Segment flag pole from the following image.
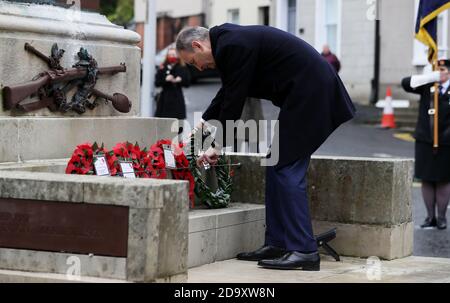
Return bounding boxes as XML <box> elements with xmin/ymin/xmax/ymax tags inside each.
<box><xmin>433</xmin><ymin>56</ymin><xmax>439</xmax><ymax>153</ymax></box>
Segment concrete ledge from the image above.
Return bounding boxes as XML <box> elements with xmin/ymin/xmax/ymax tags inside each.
<box><xmin>0</xmin><ymin>171</ymin><xmax>189</xmax><ymax>282</ymax></box>
<box><xmin>308</xmin><ymin>156</ymin><xmax>414</xmax><ymax>226</ymax></box>
<box><xmin>0</xmin><ymin>159</ymin><xmax>68</xmax><ymax>173</ymax></box>
<box><xmin>0</xmin><ymin>117</ymin><xmax>178</xmax><ymax>162</ymax></box>
<box><xmin>188</xmin><ymin>203</ymin><xmax>265</xmax><ymax>268</ymax></box>
<box><xmin>227</xmin><ymin>153</ymin><xmax>414</xmax><ymax>260</ymax></box>
<box><xmin>0</xmin><ymin>248</ymin><xmax>126</xmax><ymax>280</ymax></box>
<box><xmin>0</xmin><ymin>269</ymin><xmax>131</xmax><ymax>283</ymax></box>
<box><xmin>0</xmin><ymin>171</ymin><xmax>185</xmax><ymax>208</ymax></box>
<box><xmin>0</xmin><ymin>268</ymin><xmax>187</xmax><ymax>283</ymax></box>
<box><xmin>313</xmin><ymin>221</ymin><xmax>414</xmax><ymax>260</ymax></box>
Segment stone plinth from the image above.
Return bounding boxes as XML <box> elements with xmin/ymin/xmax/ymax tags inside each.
<box><xmin>0</xmin><ymin>117</ymin><xmax>178</xmax><ymax>163</ymax></box>
<box><xmin>188</xmin><ymin>203</ymin><xmax>265</xmax><ymax>268</ymax></box>
<box><xmin>228</xmin><ymin>154</ymin><xmax>414</xmax><ymax>260</ymax></box>
<box><xmin>0</xmin><ymin>171</ymin><xmax>189</xmax><ymax>282</ymax></box>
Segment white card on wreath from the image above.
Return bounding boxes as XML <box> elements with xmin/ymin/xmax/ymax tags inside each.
<box><xmin>163</xmin><ymin>145</ymin><xmax>177</xmax><ymax>169</ymax></box>
<box><xmin>94</xmin><ymin>156</ymin><xmax>110</xmax><ymax>176</ymax></box>
<box><xmin>120</xmin><ymin>161</ymin><xmax>136</xmax><ymax>179</ymax></box>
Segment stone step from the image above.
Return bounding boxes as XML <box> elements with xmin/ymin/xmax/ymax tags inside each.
<box><xmin>0</xmin><ymin>269</ymin><xmax>130</xmax><ymax>283</ymax></box>
<box><xmin>188</xmin><ymin>203</ymin><xmax>265</xmax><ymax>269</ymax></box>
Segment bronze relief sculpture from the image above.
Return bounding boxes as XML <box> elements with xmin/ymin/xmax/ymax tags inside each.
<box><xmin>3</xmin><ymin>43</ymin><xmax>132</xmax><ymax>114</ymax></box>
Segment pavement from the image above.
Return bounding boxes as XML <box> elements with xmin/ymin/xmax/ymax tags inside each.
<box><xmin>188</xmin><ymin>255</ymin><xmax>450</xmax><ymax>283</ymax></box>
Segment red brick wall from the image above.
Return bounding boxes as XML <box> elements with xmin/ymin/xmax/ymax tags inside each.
<box><xmin>156</xmin><ymin>14</ymin><xmax>204</xmax><ymax>52</ymax></box>
<box><xmin>135</xmin><ymin>23</ymin><xmax>145</xmax><ymax>54</ymax></box>
<box><xmin>156</xmin><ymin>16</ymin><xmax>174</xmax><ymax>51</ymax></box>
<box><xmin>81</xmin><ymin>0</ymin><xmax>100</xmax><ymax>11</ymax></box>
<box><xmin>135</xmin><ymin>14</ymin><xmax>205</xmax><ymax>56</ymax></box>
<box><xmin>56</xmin><ymin>0</ymin><xmax>100</xmax><ymax>11</ymax></box>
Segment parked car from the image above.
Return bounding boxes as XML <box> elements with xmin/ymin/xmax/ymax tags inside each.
<box><xmin>155</xmin><ymin>44</ymin><xmax>220</xmax><ymax>83</ymax></box>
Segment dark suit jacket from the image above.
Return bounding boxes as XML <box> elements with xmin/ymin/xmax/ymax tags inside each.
<box><xmin>203</xmin><ymin>23</ymin><xmax>356</xmax><ymax>168</ymax></box>
<box><xmin>402</xmin><ymin>77</ymin><xmax>450</xmax><ymax>145</ymax></box>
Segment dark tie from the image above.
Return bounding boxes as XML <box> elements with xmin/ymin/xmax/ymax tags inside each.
<box><xmin>439</xmin><ymin>85</ymin><xmax>444</xmax><ymax>95</ymax></box>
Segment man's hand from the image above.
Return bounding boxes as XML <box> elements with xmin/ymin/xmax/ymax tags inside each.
<box><xmin>183</xmin><ymin>120</ymin><xmax>205</xmax><ymax>144</ymax></box>
<box><xmin>197</xmin><ymin>146</ymin><xmax>220</xmax><ymax>167</ymax></box>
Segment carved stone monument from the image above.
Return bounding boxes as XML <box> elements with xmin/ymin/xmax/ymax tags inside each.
<box><xmin>0</xmin><ymin>0</ymin><xmax>186</xmax><ymax>282</ymax></box>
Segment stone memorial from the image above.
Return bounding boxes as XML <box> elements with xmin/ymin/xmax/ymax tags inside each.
<box><xmin>0</xmin><ymin>0</ymin><xmax>416</xmax><ymax>283</ymax></box>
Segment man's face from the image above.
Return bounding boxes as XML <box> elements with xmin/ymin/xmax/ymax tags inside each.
<box><xmin>439</xmin><ymin>66</ymin><xmax>450</xmax><ymax>83</ymax></box>
<box><xmin>178</xmin><ymin>40</ymin><xmax>216</xmax><ymax>72</ymax></box>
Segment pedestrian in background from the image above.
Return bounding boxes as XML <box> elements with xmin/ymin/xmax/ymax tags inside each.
<box><xmin>155</xmin><ymin>47</ymin><xmax>191</xmax><ymax>119</ymax></box>
<box><xmin>321</xmin><ymin>44</ymin><xmax>341</xmax><ymax>73</ymax></box>
<box><xmin>402</xmin><ymin>59</ymin><xmax>450</xmax><ymax>230</ymax></box>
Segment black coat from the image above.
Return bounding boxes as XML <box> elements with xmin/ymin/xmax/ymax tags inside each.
<box><xmin>155</xmin><ymin>63</ymin><xmax>191</xmax><ymax>119</ymax></box>
<box><xmin>202</xmin><ymin>23</ymin><xmax>356</xmax><ymax>168</ymax></box>
<box><xmin>402</xmin><ymin>77</ymin><xmax>450</xmax><ymax>145</ymax></box>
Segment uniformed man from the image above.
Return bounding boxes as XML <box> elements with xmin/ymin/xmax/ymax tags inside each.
<box><xmin>176</xmin><ymin>24</ymin><xmax>355</xmax><ymax>271</ymax></box>
<box><xmin>402</xmin><ymin>59</ymin><xmax>450</xmax><ymax>230</ymax></box>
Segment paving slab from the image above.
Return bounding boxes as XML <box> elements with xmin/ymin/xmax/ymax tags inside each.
<box><xmin>188</xmin><ymin>255</ymin><xmax>450</xmax><ymax>283</ymax></box>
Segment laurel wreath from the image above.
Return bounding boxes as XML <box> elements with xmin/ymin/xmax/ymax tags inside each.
<box><xmin>187</xmin><ymin>134</ymin><xmax>233</xmax><ymax>209</ymax></box>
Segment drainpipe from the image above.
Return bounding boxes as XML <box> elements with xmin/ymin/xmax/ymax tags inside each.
<box><xmin>141</xmin><ymin>0</ymin><xmax>157</xmax><ymax>117</ymax></box>
<box><xmin>370</xmin><ymin>0</ymin><xmax>381</xmax><ymax>105</ymax></box>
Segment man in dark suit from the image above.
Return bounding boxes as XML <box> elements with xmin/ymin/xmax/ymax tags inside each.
<box><xmin>176</xmin><ymin>24</ymin><xmax>355</xmax><ymax>271</ymax></box>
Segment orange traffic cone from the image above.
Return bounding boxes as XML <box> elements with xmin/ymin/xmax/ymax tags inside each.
<box><xmin>381</xmin><ymin>86</ymin><xmax>396</xmax><ymax>129</ymax></box>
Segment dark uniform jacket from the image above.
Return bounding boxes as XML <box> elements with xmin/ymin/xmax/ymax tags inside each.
<box><xmin>402</xmin><ymin>77</ymin><xmax>450</xmax><ymax>145</ymax></box>
<box><xmin>202</xmin><ymin>23</ymin><xmax>355</xmax><ymax>168</ymax></box>
<box><xmin>155</xmin><ymin>63</ymin><xmax>191</xmax><ymax>119</ymax></box>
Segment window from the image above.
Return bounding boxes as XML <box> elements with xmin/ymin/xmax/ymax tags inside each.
<box><xmin>325</xmin><ymin>0</ymin><xmax>338</xmax><ymax>54</ymax></box>
<box><xmin>287</xmin><ymin>0</ymin><xmax>297</xmax><ymax>35</ymax></box>
<box><xmin>437</xmin><ymin>11</ymin><xmax>449</xmax><ymax>59</ymax></box>
<box><xmin>275</xmin><ymin>0</ymin><xmax>298</xmax><ymax>33</ymax></box>
<box><xmin>228</xmin><ymin>9</ymin><xmax>240</xmax><ymax>25</ymax></box>
<box><xmin>315</xmin><ymin>0</ymin><xmax>341</xmax><ymax>57</ymax></box>
<box><xmin>259</xmin><ymin>6</ymin><xmax>270</xmax><ymax>26</ymax></box>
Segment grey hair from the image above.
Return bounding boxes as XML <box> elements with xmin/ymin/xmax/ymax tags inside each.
<box><xmin>176</xmin><ymin>26</ymin><xmax>210</xmax><ymax>52</ymax></box>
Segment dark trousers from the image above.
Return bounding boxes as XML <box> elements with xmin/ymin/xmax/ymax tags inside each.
<box><xmin>264</xmin><ymin>157</ymin><xmax>318</xmax><ymax>252</ymax></box>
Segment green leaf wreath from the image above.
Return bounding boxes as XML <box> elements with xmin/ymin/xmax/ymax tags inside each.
<box><xmin>187</xmin><ymin>134</ymin><xmax>234</xmax><ymax>209</ymax></box>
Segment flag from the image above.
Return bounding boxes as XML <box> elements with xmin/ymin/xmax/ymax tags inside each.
<box><xmin>415</xmin><ymin>0</ymin><xmax>450</xmax><ymax>63</ymax></box>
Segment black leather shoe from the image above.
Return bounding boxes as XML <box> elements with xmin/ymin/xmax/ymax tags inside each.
<box><xmin>258</xmin><ymin>251</ymin><xmax>320</xmax><ymax>271</ymax></box>
<box><xmin>420</xmin><ymin>217</ymin><xmax>437</xmax><ymax>229</ymax></box>
<box><xmin>437</xmin><ymin>217</ymin><xmax>447</xmax><ymax>230</ymax></box>
<box><xmin>236</xmin><ymin>246</ymin><xmax>286</xmax><ymax>261</ymax></box>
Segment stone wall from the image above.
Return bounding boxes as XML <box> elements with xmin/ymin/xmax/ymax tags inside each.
<box><xmin>0</xmin><ymin>117</ymin><xmax>179</xmax><ymax>163</ymax></box>
<box><xmin>228</xmin><ymin>153</ymin><xmax>414</xmax><ymax>260</ymax></box>
<box><xmin>0</xmin><ymin>171</ymin><xmax>189</xmax><ymax>282</ymax></box>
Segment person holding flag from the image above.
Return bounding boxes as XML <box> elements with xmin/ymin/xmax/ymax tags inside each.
<box><xmin>402</xmin><ymin>0</ymin><xmax>450</xmax><ymax>230</ymax></box>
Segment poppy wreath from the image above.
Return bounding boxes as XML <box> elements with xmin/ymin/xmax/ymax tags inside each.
<box><xmin>65</xmin><ymin>142</ymin><xmax>116</xmax><ymax>175</ymax></box>
<box><xmin>66</xmin><ymin>140</ymin><xmax>197</xmax><ymax>208</ymax></box>
<box><xmin>111</xmin><ymin>142</ymin><xmax>151</xmax><ymax>178</ymax></box>
<box><xmin>149</xmin><ymin>139</ymin><xmax>196</xmax><ymax>205</ymax></box>
<box><xmin>65</xmin><ymin>136</ymin><xmax>235</xmax><ymax>209</ymax></box>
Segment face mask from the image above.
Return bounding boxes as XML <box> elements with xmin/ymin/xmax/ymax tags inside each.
<box><xmin>167</xmin><ymin>56</ymin><xmax>178</xmax><ymax>64</ymax></box>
